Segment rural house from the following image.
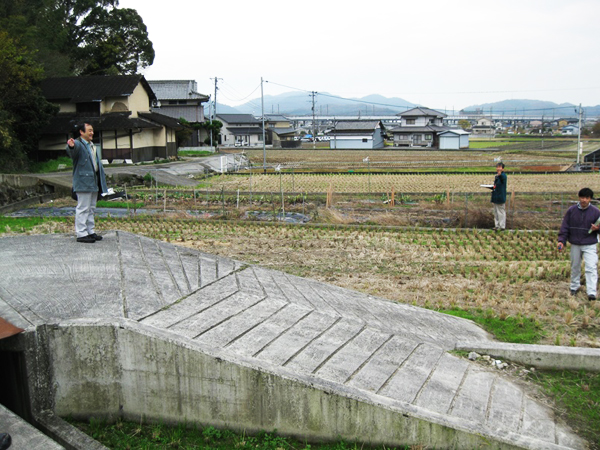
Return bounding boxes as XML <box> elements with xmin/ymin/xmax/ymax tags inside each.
<box><xmin>327</xmin><ymin>120</ymin><xmax>386</xmax><ymax>149</ymax></box>
<box><xmin>149</xmin><ymin>80</ymin><xmax>210</xmax><ymax>147</ymax></box>
<box><xmin>217</xmin><ymin>114</ymin><xmax>264</xmax><ymax>147</ymax></box>
<box><xmin>389</xmin><ymin>107</ymin><xmax>449</xmax><ymax>148</ymax></box>
<box><xmin>40</xmin><ymin>75</ymin><xmax>181</xmax><ymax>163</ymax></box>
<box><xmin>263</xmin><ymin>114</ymin><xmax>300</xmax><ymax>148</ymax></box>
<box><xmin>471</xmin><ymin>117</ymin><xmax>496</xmax><ymax>137</ymax></box>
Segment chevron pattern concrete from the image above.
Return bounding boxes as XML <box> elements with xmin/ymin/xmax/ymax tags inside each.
<box><xmin>0</xmin><ymin>231</ymin><xmax>588</xmax><ymax>449</ymax></box>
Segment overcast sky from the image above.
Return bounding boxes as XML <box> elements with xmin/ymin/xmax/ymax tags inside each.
<box><xmin>118</xmin><ymin>0</ymin><xmax>600</xmax><ymax>110</ymax></box>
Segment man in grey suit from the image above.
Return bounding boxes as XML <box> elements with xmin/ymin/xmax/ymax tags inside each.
<box><xmin>67</xmin><ymin>123</ymin><xmax>108</xmax><ymax>243</ymax></box>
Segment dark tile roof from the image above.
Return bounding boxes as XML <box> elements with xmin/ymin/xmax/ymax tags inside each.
<box><xmin>41</xmin><ymin>75</ymin><xmax>156</xmax><ymax>103</ymax></box>
<box><xmin>269</xmin><ymin>127</ymin><xmax>296</xmax><ymax>136</ymax></box>
<box><xmin>333</xmin><ymin>120</ymin><xmax>384</xmax><ymax>132</ymax></box>
<box><xmin>389</xmin><ymin>125</ymin><xmax>449</xmax><ymax>133</ymax></box>
<box><xmin>217</xmin><ymin>113</ymin><xmax>261</xmax><ymax>124</ymax></box>
<box><xmin>226</xmin><ymin>126</ymin><xmax>264</xmax><ymax>136</ymax></box>
<box><xmin>395</xmin><ymin>107</ymin><xmax>447</xmax><ymax>118</ymax></box>
<box><xmin>138</xmin><ymin>112</ymin><xmax>182</xmax><ymax>128</ymax></box>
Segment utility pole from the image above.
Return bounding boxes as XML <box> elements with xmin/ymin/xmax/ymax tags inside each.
<box><xmin>576</xmin><ymin>104</ymin><xmax>583</xmax><ymax>165</ymax></box>
<box><xmin>210</xmin><ymin>77</ymin><xmax>222</xmax><ymax>151</ymax></box>
<box><xmin>208</xmin><ymin>97</ymin><xmax>213</xmax><ymax>151</ymax></box>
<box><xmin>261</xmin><ymin>77</ymin><xmax>266</xmax><ymax>174</ymax></box>
<box><xmin>210</xmin><ymin>77</ymin><xmax>223</xmax><ymax>118</ymax></box>
<box><xmin>311</xmin><ymin>91</ymin><xmax>316</xmax><ymax>149</ymax></box>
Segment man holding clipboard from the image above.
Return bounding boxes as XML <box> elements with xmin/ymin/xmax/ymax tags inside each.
<box><xmin>485</xmin><ymin>162</ymin><xmax>507</xmax><ymax>230</ymax></box>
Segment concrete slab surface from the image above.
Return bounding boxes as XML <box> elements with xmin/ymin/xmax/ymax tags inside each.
<box><xmin>0</xmin><ymin>231</ymin><xmax>590</xmax><ymax>449</ymax></box>
<box><xmin>0</xmin><ymin>404</ymin><xmax>64</xmax><ymax>450</ymax></box>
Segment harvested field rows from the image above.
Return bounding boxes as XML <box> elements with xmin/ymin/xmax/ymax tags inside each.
<box><xmin>220</xmin><ymin>148</ymin><xmax>582</xmax><ymax>169</ymax></box>
<box><xmin>205</xmin><ymin>172</ymin><xmax>600</xmax><ymax>194</ymax></box>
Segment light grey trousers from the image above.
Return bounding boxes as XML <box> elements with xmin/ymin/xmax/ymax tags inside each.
<box><xmin>493</xmin><ymin>203</ymin><xmax>506</xmax><ymax>229</ymax></box>
<box><xmin>75</xmin><ymin>192</ymin><xmax>97</xmax><ymax>238</ymax></box>
<box><xmin>570</xmin><ymin>244</ymin><xmax>598</xmax><ymax>296</ymax></box>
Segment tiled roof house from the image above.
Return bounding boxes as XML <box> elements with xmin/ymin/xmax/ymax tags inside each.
<box><xmin>40</xmin><ymin>75</ymin><xmax>181</xmax><ymax>162</ymax></box>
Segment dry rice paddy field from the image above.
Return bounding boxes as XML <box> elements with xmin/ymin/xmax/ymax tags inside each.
<box><xmin>220</xmin><ymin>147</ymin><xmax>587</xmax><ymax>171</ymax></box>
<box><xmin>201</xmin><ymin>172</ymin><xmax>600</xmax><ymax>194</ymax></box>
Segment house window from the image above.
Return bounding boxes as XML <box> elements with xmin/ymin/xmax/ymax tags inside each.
<box><xmin>399</xmin><ymin>135</ymin><xmax>408</xmax><ymax>140</ymax></box>
<box><xmin>406</xmin><ymin>119</ymin><xmax>415</xmax><ymax>125</ymax></box>
<box><xmin>178</xmin><ymin>100</ymin><xmax>187</xmax><ymax>105</ymax></box>
<box><xmin>362</xmin><ymin>138</ymin><xmax>368</xmax><ymax>143</ymax></box>
<box><xmin>425</xmin><ymin>134</ymin><xmax>432</xmax><ymax>140</ymax></box>
<box><xmin>76</xmin><ymin>102</ymin><xmax>100</xmax><ymax>116</ymax></box>
<box><xmin>168</xmin><ymin>101</ymin><xmax>178</xmax><ymax>105</ymax></box>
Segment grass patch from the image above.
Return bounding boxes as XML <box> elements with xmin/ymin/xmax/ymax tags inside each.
<box><xmin>0</xmin><ymin>216</ymin><xmax>68</xmax><ymax>233</ymax></box>
<box><xmin>96</xmin><ymin>200</ymin><xmax>145</xmax><ymax>209</ymax></box>
<box><xmin>468</xmin><ymin>141</ymin><xmax>513</xmax><ymax>149</ymax></box>
<box><xmin>440</xmin><ymin>308</ymin><xmax>544</xmax><ymax>344</ymax></box>
<box><xmin>29</xmin><ymin>156</ymin><xmax>72</xmax><ymax>173</ymax></box>
<box><xmin>179</xmin><ymin>150</ymin><xmax>215</xmax><ymax>157</ymax></box>
<box><xmin>69</xmin><ymin>418</ymin><xmax>410</xmax><ymax>450</ymax></box>
<box><xmin>529</xmin><ymin>370</ymin><xmax>600</xmax><ymax>447</ymax></box>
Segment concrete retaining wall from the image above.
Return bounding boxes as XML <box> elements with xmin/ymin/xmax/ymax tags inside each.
<box><xmin>16</xmin><ymin>318</ymin><xmax>549</xmax><ymax>449</ymax></box>
<box><xmin>0</xmin><ymin>174</ymin><xmax>41</xmax><ymax>189</ymax></box>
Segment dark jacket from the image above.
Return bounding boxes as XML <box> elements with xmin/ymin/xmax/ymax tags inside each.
<box><xmin>558</xmin><ymin>203</ymin><xmax>600</xmax><ymax>246</ymax></box>
<box><xmin>491</xmin><ymin>172</ymin><xmax>507</xmax><ymax>204</ymax></box>
<box><xmin>66</xmin><ymin>138</ymin><xmax>107</xmax><ymax>193</ymax></box>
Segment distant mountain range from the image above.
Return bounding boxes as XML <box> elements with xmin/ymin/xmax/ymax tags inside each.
<box><xmin>211</xmin><ymin>92</ymin><xmax>418</xmax><ymax>117</ymax></box>
<box><xmin>460</xmin><ymin>99</ymin><xmax>597</xmax><ymax>118</ymax></box>
<box><xmin>209</xmin><ymin>93</ymin><xmax>600</xmax><ymax>118</ymax></box>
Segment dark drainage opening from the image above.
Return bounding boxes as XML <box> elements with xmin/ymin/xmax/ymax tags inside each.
<box><xmin>0</xmin><ymin>350</ymin><xmax>32</xmax><ymax>423</ymax></box>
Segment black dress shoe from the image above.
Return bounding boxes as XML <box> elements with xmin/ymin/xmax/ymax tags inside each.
<box><xmin>0</xmin><ymin>433</ymin><xmax>12</xmax><ymax>450</ymax></box>
<box><xmin>76</xmin><ymin>235</ymin><xmax>95</xmax><ymax>243</ymax></box>
<box><xmin>89</xmin><ymin>233</ymin><xmax>103</xmax><ymax>241</ymax></box>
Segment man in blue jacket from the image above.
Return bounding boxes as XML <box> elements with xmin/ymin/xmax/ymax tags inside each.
<box><xmin>491</xmin><ymin>162</ymin><xmax>507</xmax><ymax>230</ymax></box>
<box><xmin>67</xmin><ymin>123</ymin><xmax>108</xmax><ymax>243</ymax></box>
<box><xmin>558</xmin><ymin>188</ymin><xmax>600</xmax><ymax>301</ymax></box>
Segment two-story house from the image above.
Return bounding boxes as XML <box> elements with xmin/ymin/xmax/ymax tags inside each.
<box><xmin>217</xmin><ymin>114</ymin><xmax>264</xmax><ymax>147</ymax></box>
<box><xmin>389</xmin><ymin>107</ymin><xmax>449</xmax><ymax>148</ymax></box>
<box><xmin>149</xmin><ymin>80</ymin><xmax>209</xmax><ymax>146</ymax></box>
<box><xmin>471</xmin><ymin>117</ymin><xmax>496</xmax><ymax>136</ymax></box>
<box><xmin>40</xmin><ymin>75</ymin><xmax>181</xmax><ymax>163</ymax></box>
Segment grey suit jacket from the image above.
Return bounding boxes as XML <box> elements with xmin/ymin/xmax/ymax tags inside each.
<box><xmin>66</xmin><ymin>138</ymin><xmax>108</xmax><ymax>193</ymax></box>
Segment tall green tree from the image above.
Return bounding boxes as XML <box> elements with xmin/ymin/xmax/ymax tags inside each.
<box><xmin>0</xmin><ymin>31</ymin><xmax>58</xmax><ymax>172</ymax></box>
<box><xmin>0</xmin><ymin>0</ymin><xmax>154</xmax><ymax>76</ymax></box>
<box><xmin>76</xmin><ymin>6</ymin><xmax>154</xmax><ymax>75</ymax></box>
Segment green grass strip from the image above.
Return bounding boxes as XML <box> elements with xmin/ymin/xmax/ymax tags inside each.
<box><xmin>440</xmin><ymin>308</ymin><xmax>544</xmax><ymax>344</ymax></box>
<box><xmin>68</xmin><ymin>418</ymin><xmax>410</xmax><ymax>449</ymax></box>
<box><xmin>0</xmin><ymin>216</ymin><xmax>67</xmax><ymax>233</ymax></box>
<box><xmin>529</xmin><ymin>370</ymin><xmax>600</xmax><ymax>446</ymax></box>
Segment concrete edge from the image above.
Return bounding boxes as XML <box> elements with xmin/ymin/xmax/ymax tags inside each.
<box><xmin>34</xmin><ymin>410</ymin><xmax>109</xmax><ymax>450</ymax></box>
<box><xmin>35</xmin><ymin>317</ymin><xmax>581</xmax><ymax>450</ymax></box>
<box><xmin>455</xmin><ymin>341</ymin><xmax>600</xmax><ymax>372</ymax></box>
